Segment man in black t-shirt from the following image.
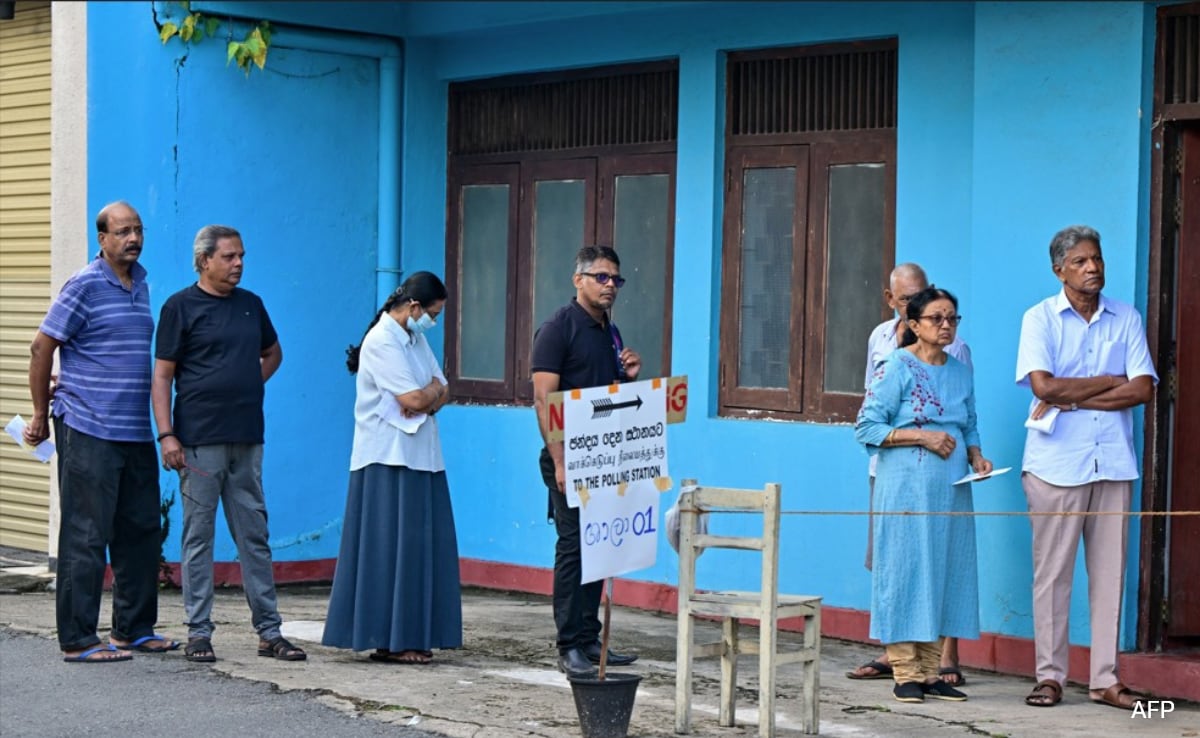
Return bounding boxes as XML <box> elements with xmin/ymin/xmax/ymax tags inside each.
<box><xmin>152</xmin><ymin>225</ymin><xmax>305</xmax><ymax>664</ymax></box>
<box><xmin>532</xmin><ymin>245</ymin><xmax>642</xmax><ymax>677</ymax></box>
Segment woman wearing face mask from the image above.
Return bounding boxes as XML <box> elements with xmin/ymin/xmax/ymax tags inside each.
<box><xmin>322</xmin><ymin>271</ymin><xmax>461</xmax><ymax>665</ymax></box>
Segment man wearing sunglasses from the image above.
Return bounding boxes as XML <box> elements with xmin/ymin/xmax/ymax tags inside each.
<box><xmin>847</xmin><ymin>262</ymin><xmax>974</xmax><ymax>686</ymax></box>
<box><xmin>532</xmin><ymin>245</ymin><xmax>642</xmax><ymax>677</ymax></box>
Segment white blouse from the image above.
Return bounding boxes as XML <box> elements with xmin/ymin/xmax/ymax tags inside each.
<box><xmin>349</xmin><ymin>314</ymin><xmax>447</xmax><ymax>472</ymax></box>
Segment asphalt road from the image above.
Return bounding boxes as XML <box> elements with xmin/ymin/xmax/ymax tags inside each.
<box><xmin>0</xmin><ymin>629</ymin><xmax>434</xmax><ymax>738</ymax></box>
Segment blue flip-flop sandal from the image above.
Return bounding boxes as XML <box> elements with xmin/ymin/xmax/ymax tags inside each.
<box><xmin>116</xmin><ymin>634</ymin><xmax>181</xmax><ymax>653</ymax></box>
<box><xmin>63</xmin><ymin>643</ymin><xmax>133</xmax><ymax>663</ymax></box>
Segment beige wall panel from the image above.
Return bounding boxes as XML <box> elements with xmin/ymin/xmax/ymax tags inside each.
<box><xmin>0</xmin><ymin>153</ymin><xmax>50</xmax><ymax>172</ymax></box>
<box><xmin>0</xmin><ymin>134</ymin><xmax>50</xmax><ymax>155</ymax></box>
<box><xmin>0</xmin><ymin>0</ymin><xmax>52</xmax><ymax>552</ymax></box>
<box><xmin>0</xmin><ymin>119</ymin><xmax>49</xmax><ymax>137</ymax></box>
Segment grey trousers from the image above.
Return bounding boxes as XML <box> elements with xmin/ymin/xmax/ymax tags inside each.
<box><xmin>180</xmin><ymin>444</ymin><xmax>282</xmax><ymax>642</ymax></box>
<box><xmin>1023</xmin><ymin>472</ymin><xmax>1130</xmax><ymax>691</ymax></box>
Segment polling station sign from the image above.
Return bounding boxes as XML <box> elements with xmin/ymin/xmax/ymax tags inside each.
<box><xmin>546</xmin><ymin>374</ymin><xmax>687</xmax><ymax>444</ymax></box>
<box><xmin>562</xmin><ymin>377</ymin><xmax>670</xmax><ymax>509</ymax></box>
<box><xmin>579</xmin><ymin>478</ymin><xmax>660</xmax><ymax>584</ymax></box>
<box><xmin>559</xmin><ymin>376</ymin><xmax>678</xmax><ymax>584</ymax></box>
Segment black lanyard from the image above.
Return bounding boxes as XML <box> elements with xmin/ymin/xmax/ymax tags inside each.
<box><xmin>608</xmin><ymin>321</ymin><xmax>625</xmax><ymax>381</ymax></box>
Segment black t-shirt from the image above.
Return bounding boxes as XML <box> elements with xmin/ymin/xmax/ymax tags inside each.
<box><xmin>531</xmin><ymin>298</ymin><xmax>625</xmax><ymax>393</ymax></box>
<box><xmin>155</xmin><ymin>284</ymin><xmax>278</xmax><ymax>445</ymax></box>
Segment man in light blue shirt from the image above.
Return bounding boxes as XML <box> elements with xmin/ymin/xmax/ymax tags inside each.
<box><xmin>1015</xmin><ymin>225</ymin><xmax>1156</xmax><ymax>711</ymax></box>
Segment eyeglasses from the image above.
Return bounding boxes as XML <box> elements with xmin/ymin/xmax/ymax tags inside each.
<box><xmin>917</xmin><ymin>314</ymin><xmax>963</xmax><ymax>327</ymax></box>
<box><xmin>580</xmin><ymin>272</ymin><xmax>626</xmax><ymax>288</ymax></box>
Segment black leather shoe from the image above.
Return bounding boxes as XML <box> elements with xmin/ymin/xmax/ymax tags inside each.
<box><xmin>582</xmin><ymin>641</ymin><xmax>638</xmax><ymax>666</ymax></box>
<box><xmin>557</xmin><ymin>648</ymin><xmax>598</xmax><ymax>677</ymax></box>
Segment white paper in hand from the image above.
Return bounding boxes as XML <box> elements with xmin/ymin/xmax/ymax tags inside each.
<box><xmin>953</xmin><ymin>466</ymin><xmax>1012</xmax><ymax>486</ymax></box>
<box><xmin>1024</xmin><ymin>406</ymin><xmax>1059</xmax><ymax>434</ymax></box>
<box><xmin>5</xmin><ymin>415</ymin><xmax>55</xmax><ymax>462</ymax></box>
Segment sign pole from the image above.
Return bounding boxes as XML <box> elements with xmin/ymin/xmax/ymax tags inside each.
<box><xmin>599</xmin><ymin>577</ymin><xmax>613</xmax><ymax>679</ymax></box>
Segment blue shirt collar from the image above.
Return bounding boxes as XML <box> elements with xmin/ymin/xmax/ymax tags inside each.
<box><xmin>94</xmin><ymin>254</ymin><xmax>147</xmax><ymax>290</ymax></box>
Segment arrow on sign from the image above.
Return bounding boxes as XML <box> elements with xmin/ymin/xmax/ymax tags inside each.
<box><xmin>591</xmin><ymin>395</ymin><xmax>643</xmax><ymax>418</ymax></box>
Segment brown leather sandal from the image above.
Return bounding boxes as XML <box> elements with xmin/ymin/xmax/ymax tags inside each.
<box><xmin>1024</xmin><ymin>679</ymin><xmax>1062</xmax><ymax>707</ymax></box>
<box><xmin>1090</xmin><ymin>682</ymin><xmax>1147</xmax><ymax>710</ymax></box>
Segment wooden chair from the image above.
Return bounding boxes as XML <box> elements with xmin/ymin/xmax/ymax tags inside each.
<box><xmin>674</xmin><ymin>479</ymin><xmax>822</xmax><ymax>736</ymax></box>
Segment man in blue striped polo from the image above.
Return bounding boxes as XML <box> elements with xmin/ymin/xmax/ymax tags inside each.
<box><xmin>25</xmin><ymin>201</ymin><xmax>177</xmax><ymax>663</ymax></box>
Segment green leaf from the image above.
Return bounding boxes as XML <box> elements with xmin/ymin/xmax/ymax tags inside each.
<box><xmin>159</xmin><ymin>22</ymin><xmax>179</xmax><ymax>44</ymax></box>
<box><xmin>179</xmin><ymin>19</ymin><xmax>194</xmax><ymax>41</ymax></box>
<box><xmin>226</xmin><ymin>41</ymin><xmax>239</xmax><ymax>64</ymax></box>
<box><xmin>258</xmin><ymin>23</ymin><xmax>272</xmax><ymax>45</ymax></box>
<box><xmin>237</xmin><ymin>49</ymin><xmax>253</xmax><ymax>75</ymax></box>
<box><xmin>244</xmin><ymin>36</ymin><xmax>263</xmax><ymax>55</ymax></box>
<box><xmin>252</xmin><ymin>45</ymin><xmax>267</xmax><ymax>70</ymax></box>
<box><xmin>205</xmin><ymin>17</ymin><xmax>220</xmax><ymax>37</ymax></box>
<box><xmin>191</xmin><ymin>25</ymin><xmax>204</xmax><ymax>43</ymax></box>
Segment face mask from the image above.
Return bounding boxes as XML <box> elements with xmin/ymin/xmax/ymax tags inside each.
<box><xmin>406</xmin><ymin>311</ymin><xmax>436</xmax><ymax>334</ymax></box>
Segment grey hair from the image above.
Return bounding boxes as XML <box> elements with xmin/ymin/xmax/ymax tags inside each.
<box><xmin>193</xmin><ymin>224</ymin><xmax>241</xmax><ymax>273</ymax></box>
<box><xmin>1049</xmin><ymin>225</ymin><xmax>1101</xmax><ymax>267</ymax></box>
<box><xmin>574</xmin><ymin>244</ymin><xmax>621</xmax><ymax>274</ymax></box>
<box><xmin>890</xmin><ymin>262</ymin><xmax>928</xmax><ymax>290</ymax></box>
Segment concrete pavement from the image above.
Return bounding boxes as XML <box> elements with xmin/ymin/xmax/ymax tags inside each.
<box><xmin>0</xmin><ymin>573</ymin><xmax>1197</xmax><ymax>737</ymax></box>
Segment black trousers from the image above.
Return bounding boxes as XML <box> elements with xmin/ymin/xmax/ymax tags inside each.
<box><xmin>54</xmin><ymin>417</ymin><xmax>161</xmax><ymax>651</ymax></box>
<box><xmin>540</xmin><ymin>448</ymin><xmax>602</xmax><ymax>653</ymax></box>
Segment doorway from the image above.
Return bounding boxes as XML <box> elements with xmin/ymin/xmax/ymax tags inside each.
<box><xmin>1162</xmin><ymin>124</ymin><xmax>1200</xmax><ymax>649</ymax></box>
<box><xmin>1143</xmin><ymin>0</ymin><xmax>1200</xmax><ymax>653</ymax></box>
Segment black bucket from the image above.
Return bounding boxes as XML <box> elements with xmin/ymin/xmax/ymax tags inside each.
<box><xmin>567</xmin><ymin>672</ymin><xmax>642</xmax><ymax>738</ymax></box>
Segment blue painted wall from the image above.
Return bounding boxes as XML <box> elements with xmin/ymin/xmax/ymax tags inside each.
<box><xmin>88</xmin><ymin>2</ymin><xmax>382</xmax><ymax>563</ymax></box>
<box><xmin>969</xmin><ymin>1</ymin><xmax>1151</xmax><ymax>648</ymax></box>
<box><xmin>86</xmin><ymin>1</ymin><xmax>1158</xmax><ymax>651</ymax></box>
<box><xmin>397</xmin><ymin>1</ymin><xmax>1156</xmax><ymax>651</ymax></box>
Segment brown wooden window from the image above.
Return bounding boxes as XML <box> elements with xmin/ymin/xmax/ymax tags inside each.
<box><xmin>445</xmin><ymin>63</ymin><xmax>678</xmax><ymax>405</ymax></box>
<box><xmin>719</xmin><ymin>40</ymin><xmax>897</xmax><ymax>422</ymax></box>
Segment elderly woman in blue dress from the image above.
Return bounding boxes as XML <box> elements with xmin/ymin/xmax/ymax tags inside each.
<box><xmin>855</xmin><ymin>286</ymin><xmax>992</xmax><ymax>704</ymax></box>
<box><xmin>322</xmin><ymin>271</ymin><xmax>461</xmax><ymax>665</ymax></box>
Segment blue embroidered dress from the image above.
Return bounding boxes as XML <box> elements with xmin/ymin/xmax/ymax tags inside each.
<box><xmin>855</xmin><ymin>349</ymin><xmax>981</xmax><ymax>644</ymax></box>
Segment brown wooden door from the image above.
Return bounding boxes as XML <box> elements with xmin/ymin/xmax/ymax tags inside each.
<box><xmin>1167</xmin><ymin>125</ymin><xmax>1200</xmax><ymax>641</ymax></box>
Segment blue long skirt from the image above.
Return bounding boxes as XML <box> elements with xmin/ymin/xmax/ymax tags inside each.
<box><xmin>322</xmin><ymin>464</ymin><xmax>462</xmax><ymax>652</ymax></box>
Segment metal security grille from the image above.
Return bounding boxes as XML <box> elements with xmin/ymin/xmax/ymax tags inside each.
<box><xmin>0</xmin><ymin>0</ymin><xmax>52</xmax><ymax>552</ymax></box>
<box><xmin>728</xmin><ymin>41</ymin><xmax>897</xmax><ymax>135</ymax></box>
<box><xmin>449</xmin><ymin>64</ymin><xmax>678</xmax><ymax>155</ymax></box>
<box><xmin>1163</xmin><ymin>10</ymin><xmax>1199</xmax><ymax>106</ymax></box>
